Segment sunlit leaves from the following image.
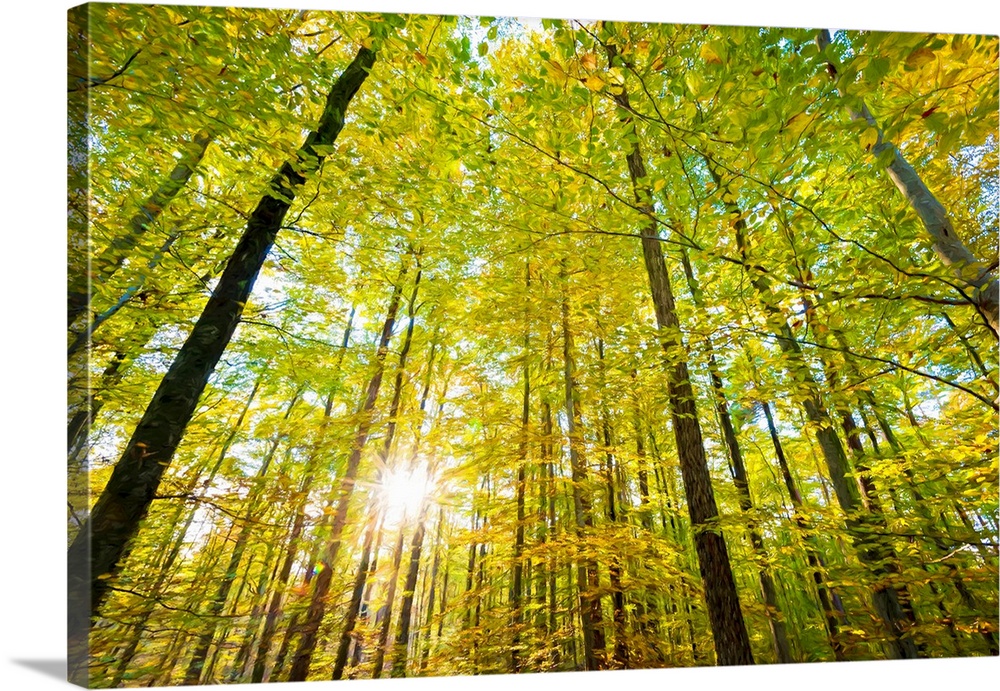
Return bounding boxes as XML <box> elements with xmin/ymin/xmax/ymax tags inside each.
<box><xmin>75</xmin><ymin>7</ymin><xmax>998</xmax><ymax>682</ymax></box>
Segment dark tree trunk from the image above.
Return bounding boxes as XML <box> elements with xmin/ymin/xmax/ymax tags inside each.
<box><xmin>714</xmin><ymin>158</ymin><xmax>921</xmax><ymax>660</ymax></box>
<box><xmin>511</xmin><ymin>269</ymin><xmax>531</xmax><ymax>672</ymax></box>
<box><xmin>679</xmin><ymin>247</ymin><xmax>793</xmax><ymax>664</ymax></box>
<box><xmin>250</xmin><ymin>308</ymin><xmax>355</xmax><ymax>683</ymax></box>
<box><xmin>331</xmin><ymin>511</ymin><xmax>379</xmax><ymax>680</ymax></box>
<box><xmin>605</xmin><ymin>40</ymin><xmax>754</xmax><ymax>666</ymax></box>
<box><xmin>596</xmin><ymin>338</ymin><xmax>629</xmax><ymax>669</ymax></box>
<box><xmin>418</xmin><ymin>508</ymin><xmax>445</xmax><ymax>670</ymax></box>
<box><xmin>372</xmin><ymin>524</ymin><xmax>407</xmax><ymax>678</ymax></box>
<box><xmin>330</xmin><ymin>265</ymin><xmax>422</xmax><ymax>679</ymax></box>
<box><xmin>761</xmin><ymin>401</ymin><xmax>849</xmax><ymax>660</ymax></box>
<box><xmin>67</xmin><ymin>49</ymin><xmax>376</xmax><ymax>680</ymax></box>
<box><xmin>390</xmin><ymin>504</ymin><xmax>430</xmax><ymax>677</ymax></box>
<box><xmin>109</xmin><ymin>381</ymin><xmax>260</xmax><ymax>685</ymax></box>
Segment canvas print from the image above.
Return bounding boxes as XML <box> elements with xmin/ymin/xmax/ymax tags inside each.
<box><xmin>67</xmin><ymin>2</ymin><xmax>999</xmax><ymax>687</ymax></box>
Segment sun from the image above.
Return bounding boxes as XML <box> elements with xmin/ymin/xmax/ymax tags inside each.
<box><xmin>379</xmin><ymin>462</ymin><xmax>433</xmax><ymax>525</ymax></box>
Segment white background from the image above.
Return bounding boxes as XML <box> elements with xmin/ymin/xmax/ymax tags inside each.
<box><xmin>1</xmin><ymin>1</ymin><xmax>997</xmax><ymax>689</ymax></box>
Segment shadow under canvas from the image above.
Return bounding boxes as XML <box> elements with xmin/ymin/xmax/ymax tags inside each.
<box><xmin>12</xmin><ymin>658</ymin><xmax>67</xmax><ymax>682</ymax></box>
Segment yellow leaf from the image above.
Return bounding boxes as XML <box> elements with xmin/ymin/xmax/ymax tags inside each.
<box><xmin>584</xmin><ymin>75</ymin><xmax>605</xmax><ymax>91</ymax></box>
<box><xmin>581</xmin><ymin>52</ymin><xmax>598</xmax><ymax>71</ymax></box>
<box><xmin>905</xmin><ymin>47</ymin><xmax>935</xmax><ymax>70</ymax></box>
<box><xmin>859</xmin><ymin>127</ymin><xmax>879</xmax><ymax>151</ymax></box>
<box><xmin>652</xmin><ymin>178</ymin><xmax>666</xmax><ymax>193</ymax></box>
<box><xmin>700</xmin><ymin>42</ymin><xmax>724</xmax><ymax>66</ymax></box>
<box><xmin>546</xmin><ymin>59</ymin><xmax>569</xmax><ymax>87</ymax></box>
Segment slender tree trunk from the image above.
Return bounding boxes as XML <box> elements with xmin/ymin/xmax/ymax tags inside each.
<box><xmin>108</xmin><ymin>381</ymin><xmax>260</xmax><ymax>685</ymax></box>
<box><xmin>605</xmin><ymin>39</ymin><xmax>754</xmax><ymax>666</ymax></box>
<box><xmin>817</xmin><ymin>30</ymin><xmax>998</xmax><ymax>335</ymax></box>
<box><xmin>67</xmin><ymin>320</ymin><xmax>157</xmax><ymax>457</ymax></box>
<box><xmin>418</xmin><ymin>508</ymin><xmax>445</xmax><ymax>671</ymax></box>
<box><xmin>680</xmin><ymin>247</ymin><xmax>793</xmax><ymax>663</ymax></box>
<box><xmin>539</xmin><ymin>399</ymin><xmax>561</xmax><ymax>667</ymax></box>
<box><xmin>761</xmin><ymin>401</ymin><xmax>849</xmax><ymax>660</ymax></box>
<box><xmin>229</xmin><ymin>531</ymin><xmax>282</xmax><ymax>681</ymax></box>
<box><xmin>371</xmin><ymin>523</ymin><xmax>407</xmax><ymax>678</ymax></box>
<box><xmin>941</xmin><ymin>313</ymin><xmax>996</xmax><ymax>389</ymax></box>
<box><xmin>511</xmin><ymin>266</ymin><xmax>532</xmax><ymax>671</ymax></box>
<box><xmin>596</xmin><ymin>338</ymin><xmax>629</xmax><ymax>668</ymax></box>
<box><xmin>464</xmin><ymin>509</ymin><xmax>479</xmax><ymax>632</ymax></box>
<box><xmin>249</xmin><ymin>308</ymin><xmax>356</xmax><ymax>683</ymax></box>
<box><xmin>287</xmin><ymin>259</ymin><xmax>409</xmax><ymax>682</ymax></box>
<box><xmin>437</xmin><ymin>542</ymin><xmax>451</xmax><ymax>641</ymax></box>
<box><xmin>714</xmin><ymin>159</ymin><xmax>921</xmax><ymax>660</ymax></box>
<box><xmin>390</xmin><ymin>503</ymin><xmax>430</xmax><ymax>677</ymax></box>
<box><xmin>329</xmin><ymin>265</ymin><xmax>421</xmax><ymax>679</ymax></box>
<box><xmin>560</xmin><ymin>263</ymin><xmax>606</xmax><ymax>670</ymax></box>
<box><xmin>183</xmin><ymin>392</ymin><xmax>300</xmax><ymax>684</ymax></box>
<box><xmin>67</xmin><ymin>50</ymin><xmax>376</xmax><ymax>678</ymax></box>
<box><xmin>68</xmin><ymin>229</ymin><xmax>182</xmax><ymax>357</ymax></box>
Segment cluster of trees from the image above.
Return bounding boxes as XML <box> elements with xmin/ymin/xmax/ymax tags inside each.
<box><xmin>68</xmin><ymin>4</ymin><xmax>998</xmax><ymax>687</ymax></box>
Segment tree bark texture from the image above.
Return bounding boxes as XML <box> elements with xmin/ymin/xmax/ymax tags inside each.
<box><xmin>606</xmin><ymin>41</ymin><xmax>755</xmax><ymax>666</ymax></box>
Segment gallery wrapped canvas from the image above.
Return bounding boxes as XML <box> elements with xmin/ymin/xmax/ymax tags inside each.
<box><xmin>68</xmin><ymin>2</ymin><xmax>998</xmax><ymax>687</ymax></box>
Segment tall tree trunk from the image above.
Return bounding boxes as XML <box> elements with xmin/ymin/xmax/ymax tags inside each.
<box><xmin>464</xmin><ymin>510</ymin><xmax>479</xmax><ymax>632</ymax></box>
<box><xmin>329</xmin><ymin>264</ymin><xmax>422</xmax><ymax>679</ymax></box>
<box><xmin>541</xmin><ymin>398</ymin><xmax>561</xmax><ymax>666</ymax></box>
<box><xmin>604</xmin><ymin>39</ymin><xmax>754</xmax><ymax>666</ymax></box>
<box><xmin>817</xmin><ymin>30</ymin><xmax>998</xmax><ymax>336</ymax></box>
<box><xmin>331</xmin><ymin>509</ymin><xmax>380</xmax><ymax>680</ymax></box>
<box><xmin>679</xmin><ymin>247</ymin><xmax>794</xmax><ymax>663</ymax></box>
<box><xmin>511</xmin><ymin>263</ymin><xmax>531</xmax><ymax>672</ymax></box>
<box><xmin>228</xmin><ymin>528</ymin><xmax>283</xmax><ymax>681</ymax></box>
<box><xmin>761</xmin><ymin>401</ymin><xmax>849</xmax><ymax>660</ymax></box>
<box><xmin>250</xmin><ymin>307</ymin><xmax>356</xmax><ymax>683</ymax></box>
<box><xmin>371</xmin><ymin>523</ymin><xmax>407</xmax><ymax>678</ymax></box>
<box><xmin>596</xmin><ymin>337</ymin><xmax>629</xmax><ymax>668</ymax></box>
<box><xmin>714</xmin><ymin>160</ymin><xmax>921</xmax><ymax>660</ymax></box>
<box><xmin>560</xmin><ymin>262</ymin><xmax>606</xmax><ymax>670</ymax></box>
<box><xmin>418</xmin><ymin>508</ymin><xmax>445</xmax><ymax>671</ymax></box>
<box><xmin>390</xmin><ymin>503</ymin><xmax>431</xmax><ymax>677</ymax></box>
<box><xmin>287</xmin><ymin>259</ymin><xmax>409</xmax><ymax>682</ymax></box>
<box><xmin>108</xmin><ymin>380</ymin><xmax>260</xmax><ymax>685</ymax></box>
<box><xmin>67</xmin><ymin>49</ymin><xmax>376</xmax><ymax>679</ymax></box>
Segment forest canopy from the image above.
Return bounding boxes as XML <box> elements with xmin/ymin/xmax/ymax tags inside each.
<box><xmin>67</xmin><ymin>3</ymin><xmax>998</xmax><ymax>687</ymax></box>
